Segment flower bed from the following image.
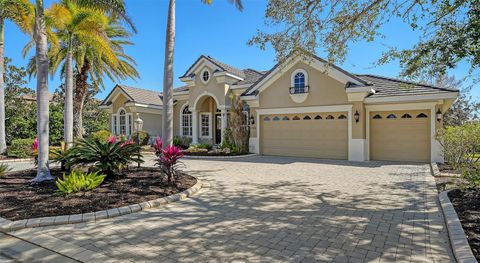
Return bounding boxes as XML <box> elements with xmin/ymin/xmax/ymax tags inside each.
<box><xmin>448</xmin><ymin>189</ymin><xmax>480</xmax><ymax>261</ymax></box>
<box><xmin>0</xmin><ymin>167</ymin><xmax>196</xmax><ymax>221</ymax></box>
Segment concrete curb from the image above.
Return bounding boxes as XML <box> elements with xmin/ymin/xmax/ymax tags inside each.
<box><xmin>184</xmin><ymin>153</ymin><xmax>258</xmax><ymax>160</ymax></box>
<box><xmin>0</xmin><ymin>178</ymin><xmax>202</xmax><ymax>232</ymax></box>
<box><xmin>431</xmin><ymin>162</ymin><xmax>461</xmax><ymax>177</ymax></box>
<box><xmin>0</xmin><ymin>158</ymin><xmax>33</xmax><ymax>164</ymax></box>
<box><xmin>438</xmin><ymin>189</ymin><xmax>477</xmax><ymax>263</ymax></box>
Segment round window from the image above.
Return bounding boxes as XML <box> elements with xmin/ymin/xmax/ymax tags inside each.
<box><xmin>202</xmin><ymin>70</ymin><xmax>210</xmax><ymax>83</ymax></box>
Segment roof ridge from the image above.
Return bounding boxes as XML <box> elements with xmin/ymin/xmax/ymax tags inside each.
<box><xmin>120</xmin><ymin>85</ymin><xmax>161</xmax><ymax>94</ymax></box>
<box><xmin>355</xmin><ymin>74</ymin><xmax>459</xmax><ymax>92</ymax></box>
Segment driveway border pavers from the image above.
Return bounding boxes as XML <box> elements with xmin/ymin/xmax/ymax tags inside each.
<box><xmin>0</xmin><ymin>178</ymin><xmax>203</xmax><ymax>232</ymax></box>
<box><xmin>438</xmin><ymin>189</ymin><xmax>477</xmax><ymax>263</ymax></box>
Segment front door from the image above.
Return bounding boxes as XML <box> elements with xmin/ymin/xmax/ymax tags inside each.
<box><xmin>215</xmin><ymin>114</ymin><xmax>222</xmax><ymax>145</ymax></box>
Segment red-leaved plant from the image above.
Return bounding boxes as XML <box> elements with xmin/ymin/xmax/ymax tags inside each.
<box><xmin>153</xmin><ymin>137</ymin><xmax>184</xmax><ymax>184</ymax></box>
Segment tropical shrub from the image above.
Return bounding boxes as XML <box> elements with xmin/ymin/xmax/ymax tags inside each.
<box><xmin>173</xmin><ymin>136</ymin><xmax>191</xmax><ymax>149</ymax></box>
<box><xmin>152</xmin><ymin>136</ymin><xmax>163</xmax><ymax>157</ymax></box>
<box><xmin>50</xmin><ymin>142</ymin><xmax>71</xmax><ymax>171</ymax></box>
<box><xmin>7</xmin><ymin>138</ymin><xmax>35</xmax><ymax>158</ymax></box>
<box><xmin>156</xmin><ymin>145</ymin><xmax>184</xmax><ymax>185</ymax></box>
<box><xmin>67</xmin><ymin>137</ymin><xmax>143</xmax><ymax>177</ymax></box>
<box><xmin>436</xmin><ymin>123</ymin><xmax>480</xmax><ymax>169</ymax></box>
<box><xmin>132</xmin><ymin>131</ymin><xmax>150</xmax><ymax>145</ymax></box>
<box><xmin>56</xmin><ymin>170</ymin><xmax>106</xmax><ymax>194</ymax></box>
<box><xmin>196</xmin><ymin>143</ymin><xmax>212</xmax><ymax>151</ymax></box>
<box><xmin>0</xmin><ymin>164</ymin><xmax>11</xmax><ymax>177</ymax></box>
<box><xmin>90</xmin><ymin>130</ymin><xmax>112</xmax><ymax>142</ymax></box>
<box><xmin>184</xmin><ymin>145</ymin><xmax>208</xmax><ymax>153</ymax></box>
<box><xmin>228</xmin><ymin>93</ymin><xmax>249</xmax><ymax>153</ymax></box>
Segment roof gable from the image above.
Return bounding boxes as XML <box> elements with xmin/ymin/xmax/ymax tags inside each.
<box><xmin>180</xmin><ymin>55</ymin><xmax>246</xmax><ymax>79</ymax></box>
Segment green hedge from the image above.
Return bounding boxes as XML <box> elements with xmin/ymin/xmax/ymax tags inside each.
<box><xmin>8</xmin><ymin>138</ymin><xmax>35</xmax><ymax>158</ymax></box>
<box><xmin>90</xmin><ymin>130</ymin><xmax>112</xmax><ymax>142</ymax></box>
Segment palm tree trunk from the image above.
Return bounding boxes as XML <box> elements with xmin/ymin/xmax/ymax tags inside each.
<box><xmin>32</xmin><ymin>0</ymin><xmax>53</xmax><ymax>182</ymax></box>
<box><xmin>162</xmin><ymin>0</ymin><xmax>175</xmax><ymax>147</ymax></box>
<box><xmin>73</xmin><ymin>60</ymin><xmax>89</xmax><ymax>138</ymax></box>
<box><xmin>64</xmin><ymin>42</ymin><xmax>74</xmax><ymax>148</ymax></box>
<box><xmin>0</xmin><ymin>18</ymin><xmax>7</xmax><ymax>154</ymax></box>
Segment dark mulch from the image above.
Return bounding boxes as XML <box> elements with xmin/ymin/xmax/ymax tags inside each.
<box><xmin>438</xmin><ymin>163</ymin><xmax>460</xmax><ymax>174</ymax></box>
<box><xmin>185</xmin><ymin>152</ymin><xmax>250</xmax><ymax>157</ymax></box>
<box><xmin>449</xmin><ymin>189</ymin><xmax>480</xmax><ymax>261</ymax></box>
<box><xmin>0</xmin><ymin>167</ymin><xmax>196</xmax><ymax>221</ymax></box>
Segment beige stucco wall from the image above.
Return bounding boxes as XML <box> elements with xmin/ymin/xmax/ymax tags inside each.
<box><xmin>112</xmin><ymin>93</ymin><xmax>130</xmax><ymax>113</ymax></box>
<box><xmin>259</xmin><ymin>61</ymin><xmax>348</xmax><ymax>109</ymax></box>
<box><xmin>189</xmin><ymin>65</ymin><xmax>228</xmax><ymax>110</ymax></box>
<box><xmin>174</xmin><ymin>99</ymin><xmax>188</xmax><ymax>137</ymax></box>
<box><xmin>139</xmin><ymin>112</ymin><xmax>162</xmax><ymax>138</ymax></box>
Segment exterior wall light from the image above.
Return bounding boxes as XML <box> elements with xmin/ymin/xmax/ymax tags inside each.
<box><xmin>354</xmin><ymin>110</ymin><xmax>360</xmax><ymax>123</ymax></box>
<box><xmin>436</xmin><ymin>109</ymin><xmax>442</xmax><ymax>122</ymax></box>
<box><xmin>250</xmin><ymin>116</ymin><xmax>255</xmax><ymax>125</ymax></box>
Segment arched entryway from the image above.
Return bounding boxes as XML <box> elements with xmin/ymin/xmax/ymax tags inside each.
<box><xmin>191</xmin><ymin>94</ymin><xmax>227</xmax><ymax>145</ymax></box>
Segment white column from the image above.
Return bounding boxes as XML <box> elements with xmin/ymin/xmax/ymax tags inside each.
<box><xmin>192</xmin><ymin>110</ymin><xmax>199</xmax><ymax>144</ymax></box>
<box><xmin>220</xmin><ymin>109</ymin><xmax>227</xmax><ymax>144</ymax></box>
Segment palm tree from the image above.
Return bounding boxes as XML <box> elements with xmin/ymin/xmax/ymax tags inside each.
<box><xmin>31</xmin><ymin>0</ymin><xmax>132</xmax><ymax>182</ymax></box>
<box><xmin>162</xmin><ymin>0</ymin><xmax>243</xmax><ymax>147</ymax></box>
<box><xmin>0</xmin><ymin>0</ymin><xmax>33</xmax><ymax>155</ymax></box>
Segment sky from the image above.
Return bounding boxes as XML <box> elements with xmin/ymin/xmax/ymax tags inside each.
<box><xmin>3</xmin><ymin>0</ymin><xmax>478</xmax><ymax>100</ymax></box>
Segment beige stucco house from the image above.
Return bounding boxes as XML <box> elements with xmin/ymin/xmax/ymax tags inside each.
<box><xmin>100</xmin><ymin>54</ymin><xmax>458</xmax><ymax>163</ymax></box>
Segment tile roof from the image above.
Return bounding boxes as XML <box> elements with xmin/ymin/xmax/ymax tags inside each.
<box><xmin>355</xmin><ymin>75</ymin><xmax>458</xmax><ymax>98</ymax></box>
<box><xmin>206</xmin><ymin>56</ymin><xmax>246</xmax><ymax>78</ymax></box>
<box><xmin>102</xmin><ymin>85</ymin><xmax>189</xmax><ymax>106</ymax></box>
<box><xmin>235</xmin><ymin>69</ymin><xmax>265</xmax><ymax>85</ymax></box>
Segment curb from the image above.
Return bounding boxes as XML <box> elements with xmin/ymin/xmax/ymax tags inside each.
<box><xmin>0</xmin><ymin>158</ymin><xmax>33</xmax><ymax>164</ymax></box>
<box><xmin>431</xmin><ymin>162</ymin><xmax>461</xmax><ymax>177</ymax></box>
<box><xmin>0</xmin><ymin>178</ymin><xmax>202</xmax><ymax>232</ymax></box>
<box><xmin>438</xmin><ymin>189</ymin><xmax>477</xmax><ymax>263</ymax></box>
<box><xmin>184</xmin><ymin>153</ymin><xmax>258</xmax><ymax>160</ymax></box>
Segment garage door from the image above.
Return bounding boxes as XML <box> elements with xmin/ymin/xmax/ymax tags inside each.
<box><xmin>370</xmin><ymin>110</ymin><xmax>430</xmax><ymax>162</ymax></box>
<box><xmin>260</xmin><ymin>112</ymin><xmax>348</xmax><ymax>159</ymax></box>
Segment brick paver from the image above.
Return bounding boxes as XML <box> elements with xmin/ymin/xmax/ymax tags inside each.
<box><xmin>6</xmin><ymin>156</ymin><xmax>453</xmax><ymax>262</ymax></box>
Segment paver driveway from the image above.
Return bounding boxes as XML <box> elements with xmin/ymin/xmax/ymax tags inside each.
<box><xmin>4</xmin><ymin>156</ymin><xmax>453</xmax><ymax>262</ymax></box>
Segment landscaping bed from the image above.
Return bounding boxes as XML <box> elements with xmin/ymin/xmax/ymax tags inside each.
<box><xmin>448</xmin><ymin>189</ymin><xmax>480</xmax><ymax>261</ymax></box>
<box><xmin>0</xmin><ymin>167</ymin><xmax>196</xmax><ymax>221</ymax></box>
<box><xmin>184</xmin><ymin>151</ymin><xmax>250</xmax><ymax>157</ymax></box>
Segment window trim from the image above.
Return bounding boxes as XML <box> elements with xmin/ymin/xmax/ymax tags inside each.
<box><xmin>291</xmin><ymin>69</ymin><xmax>308</xmax><ymax>93</ymax></box>
<box><xmin>200</xmin><ymin>112</ymin><xmax>212</xmax><ymax>138</ymax></box>
<box><xmin>117</xmin><ymin>107</ymin><xmax>127</xmax><ymax>135</ymax></box>
<box><xmin>112</xmin><ymin>114</ymin><xmax>118</xmax><ymax>135</ymax></box>
<box><xmin>180</xmin><ymin>103</ymin><xmax>192</xmax><ymax>137</ymax></box>
<box><xmin>201</xmin><ymin>69</ymin><xmax>210</xmax><ymax>84</ymax></box>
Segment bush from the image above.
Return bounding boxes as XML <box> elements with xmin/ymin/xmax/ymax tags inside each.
<box><xmin>8</xmin><ymin>138</ymin><xmax>35</xmax><ymax>158</ymax></box>
<box><xmin>459</xmin><ymin>168</ymin><xmax>480</xmax><ymax>191</ymax></box>
<box><xmin>0</xmin><ymin>164</ymin><xmax>11</xmax><ymax>177</ymax></box>
<box><xmin>131</xmin><ymin>131</ymin><xmax>150</xmax><ymax>146</ymax></box>
<box><xmin>50</xmin><ymin>142</ymin><xmax>70</xmax><ymax>171</ymax></box>
<box><xmin>436</xmin><ymin>123</ymin><xmax>480</xmax><ymax>170</ymax></box>
<box><xmin>67</xmin><ymin>137</ymin><xmax>144</xmax><ymax>177</ymax></box>
<box><xmin>56</xmin><ymin>170</ymin><xmax>106</xmax><ymax>194</ymax></box>
<box><xmin>155</xmin><ymin>145</ymin><xmax>184</xmax><ymax>185</ymax></box>
<box><xmin>90</xmin><ymin>130</ymin><xmax>112</xmax><ymax>142</ymax></box>
<box><xmin>173</xmin><ymin>136</ymin><xmax>191</xmax><ymax>149</ymax></box>
<box><xmin>196</xmin><ymin>143</ymin><xmax>212</xmax><ymax>151</ymax></box>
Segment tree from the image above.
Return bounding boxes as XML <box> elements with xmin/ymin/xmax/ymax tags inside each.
<box><xmin>31</xmin><ymin>0</ymin><xmax>132</xmax><ymax>182</ymax></box>
<box><xmin>249</xmin><ymin>0</ymin><xmax>480</xmax><ymax>81</ymax></box>
<box><xmin>162</xmin><ymin>0</ymin><xmax>243</xmax><ymax>147</ymax></box>
<box><xmin>437</xmin><ymin>75</ymin><xmax>480</xmax><ymax>126</ymax></box>
<box><xmin>0</xmin><ymin>0</ymin><xmax>34</xmax><ymax>154</ymax></box>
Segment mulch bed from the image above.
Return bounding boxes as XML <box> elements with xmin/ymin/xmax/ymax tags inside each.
<box><xmin>438</xmin><ymin>163</ymin><xmax>460</xmax><ymax>174</ymax></box>
<box><xmin>0</xmin><ymin>167</ymin><xmax>196</xmax><ymax>221</ymax></box>
<box><xmin>449</xmin><ymin>189</ymin><xmax>480</xmax><ymax>261</ymax></box>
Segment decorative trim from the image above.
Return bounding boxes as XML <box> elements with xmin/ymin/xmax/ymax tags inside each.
<box><xmin>290</xmin><ymin>68</ymin><xmax>308</xmax><ymax>88</ymax></box>
<box><xmin>438</xmin><ymin>190</ymin><xmax>477</xmax><ymax>263</ymax></box>
<box><xmin>200</xmin><ymin>68</ymin><xmax>211</xmax><ymax>84</ymax></box>
<box><xmin>192</xmin><ymin>91</ymin><xmax>221</xmax><ymax>111</ymax></box>
<box><xmin>0</xmin><ymin>178</ymin><xmax>203</xmax><ymax>232</ymax></box>
<box><xmin>364</xmin><ymin>93</ymin><xmax>458</xmax><ymax>103</ymax></box>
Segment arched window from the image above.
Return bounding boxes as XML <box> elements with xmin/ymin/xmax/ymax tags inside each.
<box><xmin>119</xmin><ymin>109</ymin><xmax>126</xmax><ymax>135</ymax></box>
<box><xmin>181</xmin><ymin>105</ymin><xmax>192</xmax><ymax>137</ymax></box>
<box><xmin>387</xmin><ymin>114</ymin><xmax>397</xmax><ymax>119</ymax></box>
<box><xmin>326</xmin><ymin>115</ymin><xmax>335</xmax><ymax>120</ymax></box>
<box><xmin>373</xmin><ymin>114</ymin><xmax>382</xmax><ymax>119</ymax></box>
<box><xmin>401</xmin><ymin>113</ymin><xmax>412</xmax><ymax>119</ymax></box>
<box><xmin>201</xmin><ymin>69</ymin><xmax>210</xmax><ymax>83</ymax></box>
<box><xmin>314</xmin><ymin>115</ymin><xmax>322</xmax><ymax>120</ymax></box>
<box><xmin>291</xmin><ymin>69</ymin><xmax>308</xmax><ymax>94</ymax></box>
<box><xmin>416</xmin><ymin>113</ymin><xmax>428</xmax><ymax>118</ymax></box>
<box><xmin>282</xmin><ymin>116</ymin><xmax>290</xmax><ymax>121</ymax></box>
<box><xmin>272</xmin><ymin>116</ymin><xmax>280</xmax><ymax>121</ymax></box>
<box><xmin>338</xmin><ymin>114</ymin><xmax>347</xmax><ymax>119</ymax></box>
<box><xmin>263</xmin><ymin>116</ymin><xmax>270</xmax><ymax>121</ymax></box>
<box><xmin>303</xmin><ymin>115</ymin><xmax>311</xmax><ymax>120</ymax></box>
<box><xmin>293</xmin><ymin>116</ymin><xmax>300</xmax><ymax>120</ymax></box>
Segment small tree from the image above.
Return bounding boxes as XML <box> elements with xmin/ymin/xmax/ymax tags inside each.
<box><xmin>436</xmin><ymin>123</ymin><xmax>480</xmax><ymax>170</ymax></box>
<box><xmin>228</xmin><ymin>93</ymin><xmax>249</xmax><ymax>153</ymax></box>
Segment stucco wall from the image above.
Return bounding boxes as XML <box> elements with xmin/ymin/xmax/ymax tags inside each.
<box><xmin>174</xmin><ymin>99</ymin><xmax>188</xmax><ymax>137</ymax></box>
<box><xmin>352</xmin><ymin>101</ymin><xmax>366</xmax><ymax>139</ymax></box>
<box><xmin>139</xmin><ymin>112</ymin><xmax>162</xmax><ymax>138</ymax></box>
<box><xmin>259</xmin><ymin>61</ymin><xmax>349</xmax><ymax>108</ymax></box>
<box><xmin>189</xmin><ymin>65</ymin><xmax>228</xmax><ymax>110</ymax></box>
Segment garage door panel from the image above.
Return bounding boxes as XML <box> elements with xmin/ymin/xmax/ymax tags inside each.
<box><xmin>370</xmin><ymin>110</ymin><xmax>430</xmax><ymax>162</ymax></box>
<box><xmin>261</xmin><ymin>112</ymin><xmax>348</xmax><ymax>159</ymax></box>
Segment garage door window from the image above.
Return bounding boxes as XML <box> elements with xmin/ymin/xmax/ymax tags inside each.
<box><xmin>282</xmin><ymin>116</ymin><xmax>289</xmax><ymax>121</ymax></box>
<box><xmin>314</xmin><ymin>115</ymin><xmax>322</xmax><ymax>120</ymax></box>
<box><xmin>338</xmin><ymin>114</ymin><xmax>347</xmax><ymax>119</ymax></box>
<box><xmin>417</xmin><ymin>113</ymin><xmax>428</xmax><ymax>118</ymax></box>
<box><xmin>292</xmin><ymin>116</ymin><xmax>300</xmax><ymax>120</ymax></box>
<box><xmin>273</xmin><ymin>116</ymin><xmax>280</xmax><ymax>121</ymax></box>
<box><xmin>263</xmin><ymin>117</ymin><xmax>270</xmax><ymax>121</ymax></box>
<box><xmin>303</xmin><ymin>115</ymin><xmax>311</xmax><ymax>120</ymax></box>
<box><xmin>401</xmin><ymin>113</ymin><xmax>412</xmax><ymax>119</ymax></box>
<box><xmin>373</xmin><ymin>114</ymin><xmax>382</xmax><ymax>119</ymax></box>
<box><xmin>387</xmin><ymin>114</ymin><xmax>397</xmax><ymax>119</ymax></box>
<box><xmin>326</xmin><ymin>115</ymin><xmax>334</xmax><ymax>120</ymax></box>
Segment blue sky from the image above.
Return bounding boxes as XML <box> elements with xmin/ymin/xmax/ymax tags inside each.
<box><xmin>3</xmin><ymin>0</ymin><xmax>478</xmax><ymax>100</ymax></box>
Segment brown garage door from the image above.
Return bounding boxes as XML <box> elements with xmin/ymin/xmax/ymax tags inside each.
<box><xmin>370</xmin><ymin>110</ymin><xmax>430</xmax><ymax>162</ymax></box>
<box><xmin>260</xmin><ymin>112</ymin><xmax>348</xmax><ymax>159</ymax></box>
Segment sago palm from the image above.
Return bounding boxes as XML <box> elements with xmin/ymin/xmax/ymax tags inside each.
<box><xmin>0</xmin><ymin>0</ymin><xmax>34</xmax><ymax>155</ymax></box>
<box><xmin>31</xmin><ymin>0</ymin><xmax>131</xmax><ymax>182</ymax></box>
<box><xmin>162</xmin><ymin>0</ymin><xmax>243</xmax><ymax>147</ymax></box>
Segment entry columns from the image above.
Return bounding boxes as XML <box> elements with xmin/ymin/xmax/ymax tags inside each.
<box><xmin>192</xmin><ymin>110</ymin><xmax>199</xmax><ymax>144</ymax></box>
<box><xmin>221</xmin><ymin>109</ymin><xmax>227</xmax><ymax>145</ymax></box>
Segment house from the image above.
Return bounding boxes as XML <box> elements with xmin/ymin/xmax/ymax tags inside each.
<box><xmin>100</xmin><ymin>54</ymin><xmax>458</xmax><ymax>162</ymax></box>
